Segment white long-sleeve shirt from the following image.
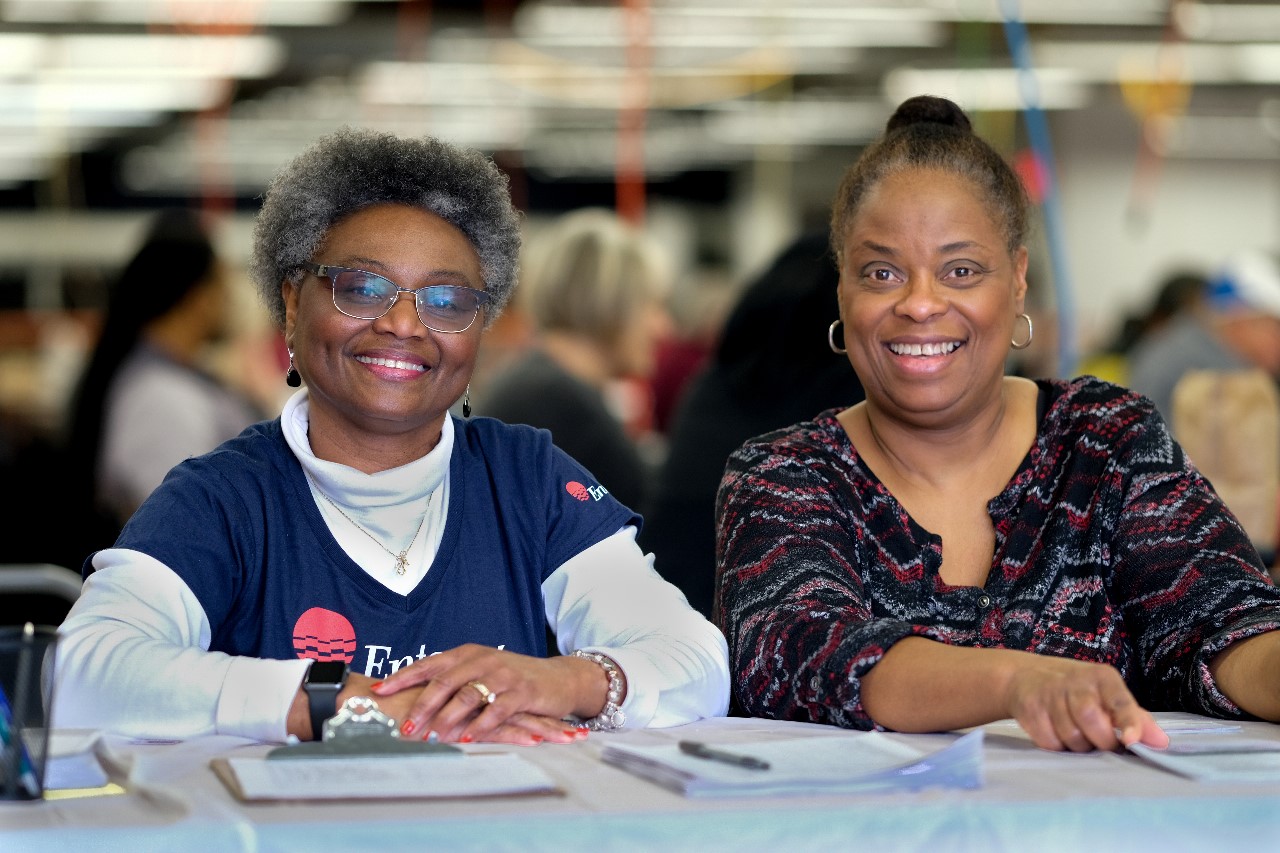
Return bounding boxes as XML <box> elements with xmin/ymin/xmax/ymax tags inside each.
<box><xmin>53</xmin><ymin>392</ymin><xmax>729</xmax><ymax>742</ymax></box>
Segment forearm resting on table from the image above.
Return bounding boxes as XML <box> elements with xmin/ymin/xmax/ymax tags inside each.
<box><xmin>860</xmin><ymin>637</ymin><xmax>1019</xmax><ymax>732</ymax></box>
<box><xmin>860</xmin><ymin>637</ymin><xmax>1166</xmax><ymax>751</ymax></box>
<box><xmin>1209</xmin><ymin>631</ymin><xmax>1280</xmax><ymax>721</ymax></box>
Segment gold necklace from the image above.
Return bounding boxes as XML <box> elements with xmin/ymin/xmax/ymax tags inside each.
<box><xmin>316</xmin><ymin>488</ymin><xmax>433</xmax><ymax>575</ymax></box>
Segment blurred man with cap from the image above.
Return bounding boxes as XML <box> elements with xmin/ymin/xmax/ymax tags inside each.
<box><xmin>1129</xmin><ymin>249</ymin><xmax>1280</xmax><ymax>423</ymax></box>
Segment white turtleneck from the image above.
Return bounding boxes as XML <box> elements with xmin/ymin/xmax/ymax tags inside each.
<box><xmin>53</xmin><ymin>390</ymin><xmax>730</xmax><ymax>742</ymax></box>
<box><xmin>281</xmin><ymin>390</ymin><xmax>451</xmax><ymax>596</ymax></box>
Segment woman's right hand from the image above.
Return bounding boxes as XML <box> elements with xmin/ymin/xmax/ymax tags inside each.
<box><xmin>861</xmin><ymin>638</ymin><xmax>1169</xmax><ymax>753</ymax></box>
<box><xmin>1001</xmin><ymin>656</ymin><xmax>1169</xmax><ymax>752</ymax></box>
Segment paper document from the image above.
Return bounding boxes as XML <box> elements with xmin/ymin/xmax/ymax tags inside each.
<box><xmin>1148</xmin><ymin>713</ymin><xmax>1243</xmax><ymax>735</ymax></box>
<box><xmin>214</xmin><ymin>751</ymin><xmax>559</xmax><ymax>802</ymax></box>
<box><xmin>600</xmin><ymin>730</ymin><xmax>983</xmax><ymax>797</ymax></box>
<box><xmin>45</xmin><ymin>730</ymin><xmax>110</xmax><ymax>790</ymax></box>
<box><xmin>1129</xmin><ymin>735</ymin><xmax>1280</xmax><ymax>783</ymax></box>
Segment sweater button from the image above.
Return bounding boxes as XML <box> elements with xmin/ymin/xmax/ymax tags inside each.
<box><xmin>977</xmin><ymin>594</ymin><xmax>992</xmax><ymax>608</ymax></box>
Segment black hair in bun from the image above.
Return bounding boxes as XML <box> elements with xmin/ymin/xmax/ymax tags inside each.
<box><xmin>885</xmin><ymin>95</ymin><xmax>973</xmax><ymax>135</ymax></box>
<box><xmin>829</xmin><ymin>94</ymin><xmax>1028</xmax><ymax>258</ymax></box>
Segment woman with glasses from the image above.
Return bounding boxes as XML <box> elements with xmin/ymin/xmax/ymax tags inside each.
<box><xmin>54</xmin><ymin>128</ymin><xmax>729</xmax><ymax>745</ymax></box>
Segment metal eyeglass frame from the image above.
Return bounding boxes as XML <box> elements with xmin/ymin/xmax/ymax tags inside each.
<box><xmin>305</xmin><ymin>262</ymin><xmax>491</xmax><ymax>333</ymax></box>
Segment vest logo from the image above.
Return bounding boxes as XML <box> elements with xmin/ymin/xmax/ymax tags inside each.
<box><xmin>292</xmin><ymin>606</ymin><xmax>356</xmax><ymax>663</ymax></box>
<box><xmin>566</xmin><ymin>480</ymin><xmax>609</xmax><ymax>502</ymax></box>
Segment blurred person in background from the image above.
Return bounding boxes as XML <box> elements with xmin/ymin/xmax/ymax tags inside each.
<box><xmin>1128</xmin><ymin>251</ymin><xmax>1280</xmax><ymax>423</ymax></box>
<box><xmin>640</xmin><ymin>231</ymin><xmax>865</xmax><ymax>617</ymax></box>
<box><xmin>65</xmin><ymin>209</ymin><xmax>264</xmax><ymax>532</ymax></box>
<box><xmin>648</xmin><ymin>268</ymin><xmax>736</xmax><ymax>436</ymax></box>
<box><xmin>1077</xmin><ymin>269</ymin><xmax>1207</xmax><ymax>388</ymax></box>
<box><xmin>475</xmin><ymin>207</ymin><xmax>672</xmax><ymax>516</ymax></box>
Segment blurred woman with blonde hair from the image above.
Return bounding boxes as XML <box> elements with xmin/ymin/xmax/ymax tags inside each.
<box><xmin>477</xmin><ymin>207</ymin><xmax>673</xmax><ymax>515</ymax></box>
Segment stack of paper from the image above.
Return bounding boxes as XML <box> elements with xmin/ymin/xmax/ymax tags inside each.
<box><xmin>600</xmin><ymin>730</ymin><xmax>983</xmax><ymax>797</ymax></box>
<box><xmin>1128</xmin><ymin>736</ymin><xmax>1280</xmax><ymax>783</ymax></box>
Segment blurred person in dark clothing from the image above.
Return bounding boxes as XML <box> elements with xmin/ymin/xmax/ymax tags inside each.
<box><xmin>641</xmin><ymin>231</ymin><xmax>866</xmax><ymax>617</ymax></box>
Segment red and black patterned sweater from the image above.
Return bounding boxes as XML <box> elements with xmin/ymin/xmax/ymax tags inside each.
<box><xmin>715</xmin><ymin>376</ymin><xmax>1280</xmax><ymax>728</ymax></box>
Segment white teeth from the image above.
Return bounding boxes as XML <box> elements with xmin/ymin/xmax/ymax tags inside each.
<box><xmin>888</xmin><ymin>341</ymin><xmax>961</xmax><ymax>356</ymax></box>
<box><xmin>356</xmin><ymin>355</ymin><xmax>426</xmax><ymax>372</ymax></box>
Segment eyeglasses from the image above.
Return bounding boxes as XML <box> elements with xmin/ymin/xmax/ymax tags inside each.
<box><xmin>305</xmin><ymin>263</ymin><xmax>491</xmax><ymax>333</ymax></box>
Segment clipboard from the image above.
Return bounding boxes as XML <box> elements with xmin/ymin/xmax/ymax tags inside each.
<box><xmin>210</xmin><ymin>745</ymin><xmax>562</xmax><ymax>803</ymax></box>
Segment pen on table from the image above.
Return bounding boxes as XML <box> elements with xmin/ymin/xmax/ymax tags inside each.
<box><xmin>678</xmin><ymin>740</ymin><xmax>771</xmax><ymax>771</ymax></box>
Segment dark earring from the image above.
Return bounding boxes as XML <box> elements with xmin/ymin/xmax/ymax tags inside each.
<box><xmin>286</xmin><ymin>349</ymin><xmax>301</xmax><ymax>387</ymax></box>
<box><xmin>462</xmin><ymin>384</ymin><xmax>472</xmax><ymax>418</ymax></box>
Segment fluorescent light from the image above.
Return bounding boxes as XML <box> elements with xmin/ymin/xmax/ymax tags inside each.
<box><xmin>1035</xmin><ymin>40</ymin><xmax>1280</xmax><ymax>86</ymax></box>
<box><xmin>0</xmin><ymin>33</ymin><xmax>284</xmax><ymax>80</ymax></box>
<box><xmin>0</xmin><ymin>79</ymin><xmax>225</xmax><ymax>115</ymax></box>
<box><xmin>2</xmin><ymin>0</ymin><xmax>354</xmax><ymax>27</ymax></box>
<box><xmin>883</xmin><ymin>67</ymin><xmax>1091</xmax><ymax>111</ymax></box>
<box><xmin>931</xmin><ymin>0</ymin><xmax>1166</xmax><ymax>26</ymax></box>
<box><xmin>48</xmin><ymin>35</ymin><xmax>286</xmax><ymax>80</ymax></box>
<box><xmin>363</xmin><ymin>55</ymin><xmax>800</xmax><ymax>110</ymax></box>
<box><xmin>0</xmin><ymin>34</ymin><xmax>45</xmax><ymax>76</ymax></box>
<box><xmin>515</xmin><ymin>2</ymin><xmax>944</xmax><ymax>49</ymax></box>
<box><xmin>1176</xmin><ymin>2</ymin><xmax>1280</xmax><ymax>42</ymax></box>
<box><xmin>0</xmin><ymin>110</ymin><xmax>164</xmax><ymax>129</ymax></box>
<box><xmin>1235</xmin><ymin>45</ymin><xmax>1280</xmax><ymax>84</ymax></box>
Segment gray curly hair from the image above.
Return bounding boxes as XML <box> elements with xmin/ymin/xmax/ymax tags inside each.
<box><xmin>250</xmin><ymin>127</ymin><xmax>522</xmax><ymax>330</ymax></box>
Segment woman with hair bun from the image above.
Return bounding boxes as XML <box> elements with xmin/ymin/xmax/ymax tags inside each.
<box><xmin>715</xmin><ymin>95</ymin><xmax>1280</xmax><ymax>751</ymax></box>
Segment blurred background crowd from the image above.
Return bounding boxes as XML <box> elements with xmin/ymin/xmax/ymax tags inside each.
<box><xmin>4</xmin><ymin>0</ymin><xmax>1280</xmax><ymax>614</ymax></box>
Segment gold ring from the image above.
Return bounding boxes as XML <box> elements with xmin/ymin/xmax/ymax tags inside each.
<box><xmin>467</xmin><ymin>681</ymin><xmax>497</xmax><ymax>704</ymax></box>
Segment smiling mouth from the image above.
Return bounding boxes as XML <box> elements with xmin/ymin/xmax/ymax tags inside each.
<box><xmin>887</xmin><ymin>341</ymin><xmax>963</xmax><ymax>356</ymax></box>
<box><xmin>356</xmin><ymin>355</ymin><xmax>426</xmax><ymax>372</ymax></box>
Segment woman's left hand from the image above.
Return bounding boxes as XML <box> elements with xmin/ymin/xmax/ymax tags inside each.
<box><xmin>370</xmin><ymin>643</ymin><xmax>607</xmax><ymax>744</ymax></box>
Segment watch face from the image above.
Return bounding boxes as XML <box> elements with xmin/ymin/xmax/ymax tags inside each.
<box><xmin>307</xmin><ymin>660</ymin><xmax>348</xmax><ymax>686</ymax></box>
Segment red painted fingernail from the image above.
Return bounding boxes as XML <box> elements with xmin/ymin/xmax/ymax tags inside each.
<box><xmin>563</xmin><ymin>729</ymin><xmax>579</xmax><ymax>736</ymax></box>
<box><xmin>459</xmin><ymin>734</ymin><xmax>473</xmax><ymax>744</ymax></box>
<box><xmin>370</xmin><ymin>681</ymin><xmax>385</xmax><ymax>692</ymax></box>
<box><xmin>400</xmin><ymin>719</ymin><xmax>416</xmax><ymax>736</ymax></box>
<box><xmin>530</xmin><ymin>734</ymin><xmax>544</xmax><ymax>744</ymax></box>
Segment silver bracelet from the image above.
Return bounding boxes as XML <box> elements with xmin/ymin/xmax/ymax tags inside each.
<box><xmin>571</xmin><ymin>649</ymin><xmax>626</xmax><ymax>731</ymax></box>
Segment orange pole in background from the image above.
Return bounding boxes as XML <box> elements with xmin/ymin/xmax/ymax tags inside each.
<box><xmin>397</xmin><ymin>0</ymin><xmax>433</xmax><ymax>62</ymax></box>
<box><xmin>617</xmin><ymin>0</ymin><xmax>651</xmax><ymax>225</ymax></box>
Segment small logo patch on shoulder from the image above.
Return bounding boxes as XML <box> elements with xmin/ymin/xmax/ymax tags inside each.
<box><xmin>566</xmin><ymin>480</ymin><xmax>610</xmax><ymax>502</ymax></box>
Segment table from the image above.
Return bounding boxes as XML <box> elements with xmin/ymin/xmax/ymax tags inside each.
<box><xmin>3</xmin><ymin>714</ymin><xmax>1279</xmax><ymax>852</ymax></box>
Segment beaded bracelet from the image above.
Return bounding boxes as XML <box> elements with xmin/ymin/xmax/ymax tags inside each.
<box><xmin>571</xmin><ymin>649</ymin><xmax>626</xmax><ymax>731</ymax></box>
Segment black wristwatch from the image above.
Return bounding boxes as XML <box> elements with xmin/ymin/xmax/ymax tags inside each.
<box><xmin>303</xmin><ymin>660</ymin><xmax>349</xmax><ymax>741</ymax></box>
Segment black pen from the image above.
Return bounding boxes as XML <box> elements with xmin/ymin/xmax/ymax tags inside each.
<box><xmin>678</xmin><ymin>740</ymin><xmax>771</xmax><ymax>771</ymax></box>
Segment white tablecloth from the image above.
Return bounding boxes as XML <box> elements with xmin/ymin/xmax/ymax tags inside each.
<box><xmin>3</xmin><ymin>714</ymin><xmax>1279</xmax><ymax>852</ymax></box>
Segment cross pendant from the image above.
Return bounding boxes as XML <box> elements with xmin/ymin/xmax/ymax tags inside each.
<box><xmin>395</xmin><ymin>551</ymin><xmax>409</xmax><ymax>575</ymax></box>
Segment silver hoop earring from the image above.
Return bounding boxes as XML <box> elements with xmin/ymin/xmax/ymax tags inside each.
<box><xmin>1010</xmin><ymin>313</ymin><xmax>1033</xmax><ymax>350</ymax></box>
<box><xmin>285</xmin><ymin>349</ymin><xmax>301</xmax><ymax>387</ymax></box>
<box><xmin>828</xmin><ymin>320</ymin><xmax>847</xmax><ymax>354</ymax></box>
